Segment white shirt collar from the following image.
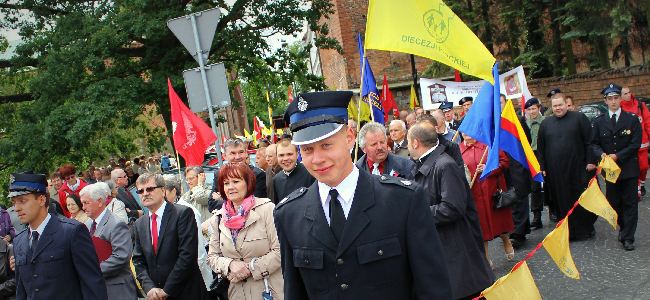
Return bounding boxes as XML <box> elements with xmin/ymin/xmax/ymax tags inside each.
<box><xmin>418</xmin><ymin>141</ymin><xmax>439</xmax><ymax>162</ymax></box>
<box><xmin>152</xmin><ymin>200</ymin><xmax>167</xmax><ymax>218</ymax></box>
<box><xmin>608</xmin><ymin>108</ymin><xmax>622</xmax><ymax>121</ymax></box>
<box><xmin>30</xmin><ymin>213</ymin><xmax>51</xmax><ymax>237</ymax></box>
<box><xmin>318</xmin><ymin>166</ymin><xmax>359</xmax><ymax>209</ymax></box>
<box><xmin>283</xmin><ymin>163</ymin><xmax>298</xmax><ymax>176</ymax></box>
<box><xmin>68</xmin><ymin>179</ymin><xmax>80</xmax><ymax>191</ymax></box>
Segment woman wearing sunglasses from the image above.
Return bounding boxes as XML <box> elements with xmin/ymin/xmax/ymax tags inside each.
<box><xmin>207</xmin><ymin>162</ymin><xmax>283</xmax><ymax>300</ymax></box>
<box><xmin>57</xmin><ymin>163</ymin><xmax>89</xmax><ymax>218</ymax></box>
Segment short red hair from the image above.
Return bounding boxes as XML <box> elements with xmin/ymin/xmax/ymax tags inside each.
<box><xmin>58</xmin><ymin>164</ymin><xmax>76</xmax><ymax>178</ymax></box>
<box><xmin>217</xmin><ymin>162</ymin><xmax>256</xmax><ymax>199</ymax></box>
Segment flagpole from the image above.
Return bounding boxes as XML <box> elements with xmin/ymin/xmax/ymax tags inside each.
<box><xmin>266</xmin><ymin>89</ymin><xmax>275</xmax><ymax>142</ymax></box>
<box><xmin>361</xmin><ymin>51</ymin><xmax>375</xmax><ymax>122</ymax></box>
<box><xmin>470</xmin><ymin>147</ymin><xmax>489</xmax><ymax>188</ymax></box>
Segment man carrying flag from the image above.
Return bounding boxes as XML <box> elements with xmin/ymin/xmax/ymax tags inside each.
<box><xmin>168</xmin><ymin>79</ymin><xmax>217</xmax><ymax>166</ymax></box>
<box><xmin>590</xmin><ymin>84</ymin><xmax>641</xmax><ymax>251</ymax></box>
<box><xmin>357</xmin><ymin>33</ymin><xmax>384</xmax><ymax>124</ymax></box>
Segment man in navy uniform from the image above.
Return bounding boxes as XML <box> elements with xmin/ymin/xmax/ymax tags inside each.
<box><xmin>440</xmin><ymin>101</ymin><xmax>460</xmax><ymax>131</ymax></box>
<box><xmin>590</xmin><ymin>83</ymin><xmax>642</xmax><ymax>251</ymax></box>
<box><xmin>274</xmin><ymin>91</ymin><xmax>452</xmax><ymax>299</ymax></box>
<box><xmin>10</xmin><ymin>171</ymin><xmax>107</xmax><ymax>299</ymax></box>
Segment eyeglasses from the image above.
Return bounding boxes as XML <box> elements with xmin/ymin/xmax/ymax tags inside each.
<box><xmin>135</xmin><ymin>186</ymin><xmax>162</xmax><ymax>194</ymax></box>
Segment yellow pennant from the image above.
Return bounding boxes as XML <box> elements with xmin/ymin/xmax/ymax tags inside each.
<box><xmin>482</xmin><ymin>261</ymin><xmax>542</xmax><ymax>300</ymax></box>
<box><xmin>579</xmin><ymin>178</ymin><xmax>618</xmax><ymax>229</ymax></box>
<box><xmin>598</xmin><ymin>155</ymin><xmax>621</xmax><ymax>183</ymax></box>
<box><xmin>409</xmin><ymin>84</ymin><xmax>418</xmax><ymax>109</ymax></box>
<box><xmin>365</xmin><ymin>0</ymin><xmax>496</xmax><ymax>83</ymax></box>
<box><xmin>348</xmin><ymin>97</ymin><xmax>371</xmax><ymax>123</ymax></box>
<box><xmin>542</xmin><ymin>219</ymin><xmax>580</xmax><ymax>279</ymax></box>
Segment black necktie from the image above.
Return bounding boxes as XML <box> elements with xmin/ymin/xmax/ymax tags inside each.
<box><xmin>27</xmin><ymin>231</ymin><xmax>39</xmax><ymax>260</ymax></box>
<box><xmin>329</xmin><ymin>189</ymin><xmax>345</xmax><ymax>242</ymax></box>
<box><xmin>611</xmin><ymin>114</ymin><xmax>617</xmax><ymax>127</ymax></box>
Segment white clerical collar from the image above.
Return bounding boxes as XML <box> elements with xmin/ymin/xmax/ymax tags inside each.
<box><xmin>418</xmin><ymin>141</ymin><xmax>439</xmax><ymax>163</ymax></box>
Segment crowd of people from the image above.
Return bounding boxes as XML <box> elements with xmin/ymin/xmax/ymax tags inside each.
<box><xmin>0</xmin><ymin>83</ymin><xmax>646</xmax><ymax>299</ymax></box>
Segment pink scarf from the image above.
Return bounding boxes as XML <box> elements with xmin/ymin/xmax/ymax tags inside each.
<box><xmin>224</xmin><ymin>195</ymin><xmax>255</xmax><ymax>243</ymax></box>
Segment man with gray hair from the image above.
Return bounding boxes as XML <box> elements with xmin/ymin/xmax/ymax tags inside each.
<box><xmin>408</xmin><ymin>120</ymin><xmax>494</xmax><ymax>299</ymax></box>
<box><xmin>356</xmin><ymin>122</ymin><xmax>415</xmax><ymax>179</ymax></box>
<box><xmin>111</xmin><ymin>168</ymin><xmax>142</xmax><ymax>222</ymax></box>
<box><xmin>389</xmin><ymin>120</ymin><xmax>409</xmax><ymax>157</ymax></box>
<box><xmin>181</xmin><ymin>166</ymin><xmax>212</xmax><ymax>223</ymax></box>
<box><xmin>80</xmin><ymin>182</ymin><xmax>137</xmax><ymax>299</ymax></box>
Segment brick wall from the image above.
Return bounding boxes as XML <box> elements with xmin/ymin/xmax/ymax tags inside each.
<box><xmin>528</xmin><ymin>65</ymin><xmax>650</xmax><ymax>108</ymax></box>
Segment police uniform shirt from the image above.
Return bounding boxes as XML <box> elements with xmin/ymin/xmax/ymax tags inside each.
<box><xmin>29</xmin><ymin>213</ymin><xmax>51</xmax><ymax>247</ymax></box>
<box><xmin>317</xmin><ymin>166</ymin><xmax>359</xmax><ymax>224</ymax></box>
<box><xmin>609</xmin><ymin>107</ymin><xmax>622</xmax><ymax>122</ymax></box>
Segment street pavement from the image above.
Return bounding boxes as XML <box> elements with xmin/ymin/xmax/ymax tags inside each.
<box><xmin>487</xmin><ymin>190</ymin><xmax>650</xmax><ymax>299</ymax></box>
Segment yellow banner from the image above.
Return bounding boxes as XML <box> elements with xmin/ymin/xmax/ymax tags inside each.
<box><xmin>542</xmin><ymin>220</ymin><xmax>580</xmax><ymax>279</ymax></box>
<box><xmin>599</xmin><ymin>155</ymin><xmax>621</xmax><ymax>183</ymax></box>
<box><xmin>365</xmin><ymin>0</ymin><xmax>496</xmax><ymax>84</ymax></box>
<box><xmin>348</xmin><ymin>97</ymin><xmax>371</xmax><ymax>123</ymax></box>
<box><xmin>482</xmin><ymin>261</ymin><xmax>542</xmax><ymax>300</ymax></box>
<box><xmin>409</xmin><ymin>84</ymin><xmax>418</xmax><ymax>109</ymax></box>
<box><xmin>579</xmin><ymin>178</ymin><xmax>618</xmax><ymax>229</ymax></box>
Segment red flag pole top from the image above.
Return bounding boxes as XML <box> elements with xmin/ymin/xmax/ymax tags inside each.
<box><xmin>168</xmin><ymin>78</ymin><xmax>217</xmax><ymax>167</ymax></box>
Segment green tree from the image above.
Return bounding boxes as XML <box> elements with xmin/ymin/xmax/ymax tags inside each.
<box><xmin>0</xmin><ymin>0</ymin><xmax>338</xmax><ymax>196</ymax></box>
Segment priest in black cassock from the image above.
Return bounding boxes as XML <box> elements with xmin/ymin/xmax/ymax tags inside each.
<box><xmin>537</xmin><ymin>94</ymin><xmax>598</xmax><ymax>240</ymax></box>
<box><xmin>273</xmin><ymin>139</ymin><xmax>316</xmax><ymax>203</ymax></box>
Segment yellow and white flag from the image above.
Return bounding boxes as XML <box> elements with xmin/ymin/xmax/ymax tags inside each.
<box><xmin>599</xmin><ymin>155</ymin><xmax>621</xmax><ymax>183</ymax></box>
<box><xmin>542</xmin><ymin>219</ymin><xmax>580</xmax><ymax>279</ymax></box>
<box><xmin>365</xmin><ymin>0</ymin><xmax>496</xmax><ymax>83</ymax></box>
<box><xmin>482</xmin><ymin>261</ymin><xmax>542</xmax><ymax>300</ymax></box>
<box><xmin>579</xmin><ymin>178</ymin><xmax>618</xmax><ymax>229</ymax></box>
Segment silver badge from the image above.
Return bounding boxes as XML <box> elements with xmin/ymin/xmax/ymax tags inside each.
<box><xmin>9</xmin><ymin>175</ymin><xmax>15</xmax><ymax>184</ymax></box>
<box><xmin>380</xmin><ymin>175</ymin><xmax>387</xmax><ymax>181</ymax></box>
<box><xmin>297</xmin><ymin>96</ymin><xmax>308</xmax><ymax>112</ymax></box>
<box><xmin>401</xmin><ymin>180</ymin><xmax>412</xmax><ymax>186</ymax></box>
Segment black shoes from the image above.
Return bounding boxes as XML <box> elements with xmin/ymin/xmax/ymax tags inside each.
<box><xmin>623</xmin><ymin>240</ymin><xmax>635</xmax><ymax>251</ymax></box>
<box><xmin>530</xmin><ymin>212</ymin><xmax>543</xmax><ymax>229</ymax></box>
<box><xmin>510</xmin><ymin>235</ymin><xmax>526</xmax><ymax>250</ymax></box>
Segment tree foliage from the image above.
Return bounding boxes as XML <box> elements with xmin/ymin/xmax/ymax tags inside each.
<box><xmin>0</xmin><ymin>0</ymin><xmax>338</xmax><ymax>189</ymax></box>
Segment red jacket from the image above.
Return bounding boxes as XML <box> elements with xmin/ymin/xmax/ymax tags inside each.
<box><xmin>57</xmin><ymin>179</ymin><xmax>89</xmax><ymax>218</ymax></box>
<box><xmin>621</xmin><ymin>95</ymin><xmax>650</xmax><ymax>150</ymax></box>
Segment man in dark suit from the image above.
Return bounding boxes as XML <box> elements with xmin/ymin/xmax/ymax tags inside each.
<box><xmin>408</xmin><ymin>121</ymin><xmax>495</xmax><ymax>299</ymax></box>
<box><xmin>10</xmin><ymin>171</ymin><xmax>107</xmax><ymax>299</ymax></box>
<box><xmin>132</xmin><ymin>173</ymin><xmax>207</xmax><ymax>299</ymax></box>
<box><xmin>355</xmin><ymin>122</ymin><xmax>415</xmax><ymax>179</ymax></box>
<box><xmin>112</xmin><ymin>168</ymin><xmax>143</xmax><ymax>222</ymax></box>
<box><xmin>388</xmin><ymin>120</ymin><xmax>410</xmax><ymax>158</ymax></box>
<box><xmin>274</xmin><ymin>91</ymin><xmax>452</xmax><ymax>299</ymax></box>
<box><xmin>80</xmin><ymin>182</ymin><xmax>137</xmax><ymax>299</ymax></box>
<box><xmin>591</xmin><ymin>84</ymin><xmax>642</xmax><ymax>251</ymax></box>
<box><xmin>273</xmin><ymin>138</ymin><xmax>316</xmax><ymax>202</ymax></box>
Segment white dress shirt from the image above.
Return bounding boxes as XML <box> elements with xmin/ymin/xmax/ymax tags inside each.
<box><xmin>149</xmin><ymin>200</ymin><xmax>167</xmax><ymax>244</ymax></box>
<box><xmin>608</xmin><ymin>108</ymin><xmax>622</xmax><ymax>122</ymax></box>
<box><xmin>318</xmin><ymin>166</ymin><xmax>359</xmax><ymax>225</ymax></box>
<box><xmin>29</xmin><ymin>213</ymin><xmax>51</xmax><ymax>247</ymax></box>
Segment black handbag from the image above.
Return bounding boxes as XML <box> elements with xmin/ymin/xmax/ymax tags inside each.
<box><xmin>493</xmin><ymin>186</ymin><xmax>518</xmax><ymax>209</ymax></box>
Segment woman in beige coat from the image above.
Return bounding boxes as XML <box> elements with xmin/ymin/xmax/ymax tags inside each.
<box><xmin>208</xmin><ymin>162</ymin><xmax>284</xmax><ymax>300</ymax></box>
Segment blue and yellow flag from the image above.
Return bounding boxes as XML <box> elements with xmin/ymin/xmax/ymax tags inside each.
<box><xmin>357</xmin><ymin>33</ymin><xmax>384</xmax><ymax>125</ymax></box>
<box><xmin>365</xmin><ymin>0</ymin><xmax>496</xmax><ymax>83</ymax></box>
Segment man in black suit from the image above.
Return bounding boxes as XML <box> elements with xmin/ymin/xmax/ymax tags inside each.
<box><xmin>355</xmin><ymin>121</ymin><xmax>415</xmax><ymax>179</ymax></box>
<box><xmin>132</xmin><ymin>173</ymin><xmax>207</xmax><ymax>299</ymax></box>
<box><xmin>274</xmin><ymin>91</ymin><xmax>452</xmax><ymax>299</ymax></box>
<box><xmin>10</xmin><ymin>171</ymin><xmax>107</xmax><ymax>299</ymax></box>
<box><xmin>408</xmin><ymin>121</ymin><xmax>494</xmax><ymax>299</ymax></box>
<box><xmin>112</xmin><ymin>168</ymin><xmax>143</xmax><ymax>222</ymax></box>
<box><xmin>591</xmin><ymin>84</ymin><xmax>642</xmax><ymax>251</ymax></box>
<box><xmin>273</xmin><ymin>138</ymin><xmax>316</xmax><ymax>202</ymax></box>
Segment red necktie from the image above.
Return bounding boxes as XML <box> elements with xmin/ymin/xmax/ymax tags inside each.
<box><xmin>151</xmin><ymin>213</ymin><xmax>158</xmax><ymax>254</ymax></box>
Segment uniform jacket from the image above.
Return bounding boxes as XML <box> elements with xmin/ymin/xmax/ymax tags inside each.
<box><xmin>412</xmin><ymin>145</ymin><xmax>495</xmax><ymax>299</ymax></box>
<box><xmin>15</xmin><ymin>214</ymin><xmax>107</xmax><ymax>300</ymax></box>
<box><xmin>132</xmin><ymin>203</ymin><xmax>207</xmax><ymax>299</ymax></box>
<box><xmin>93</xmin><ymin>210</ymin><xmax>137</xmax><ymax>300</ymax></box>
<box><xmin>355</xmin><ymin>152</ymin><xmax>415</xmax><ymax>180</ymax></box>
<box><xmin>391</xmin><ymin>139</ymin><xmax>410</xmax><ymax>158</ymax></box>
<box><xmin>207</xmin><ymin>197</ymin><xmax>284</xmax><ymax>300</ymax></box>
<box><xmin>590</xmin><ymin>110</ymin><xmax>642</xmax><ymax>179</ymax></box>
<box><xmin>274</xmin><ymin>170</ymin><xmax>453</xmax><ymax>300</ymax></box>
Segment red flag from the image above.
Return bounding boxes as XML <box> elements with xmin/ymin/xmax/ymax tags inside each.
<box><xmin>454</xmin><ymin>69</ymin><xmax>462</xmax><ymax>82</ymax></box>
<box><xmin>288</xmin><ymin>86</ymin><xmax>294</xmax><ymax>103</ymax></box>
<box><xmin>380</xmin><ymin>74</ymin><xmax>399</xmax><ymax>121</ymax></box>
<box><xmin>253</xmin><ymin>116</ymin><xmax>263</xmax><ymax>140</ymax></box>
<box><xmin>168</xmin><ymin>78</ymin><xmax>217</xmax><ymax>166</ymax></box>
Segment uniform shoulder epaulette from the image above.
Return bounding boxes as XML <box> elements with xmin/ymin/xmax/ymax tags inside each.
<box><xmin>275</xmin><ymin>186</ymin><xmax>308</xmax><ymax>210</ymax></box>
<box><xmin>378</xmin><ymin>175</ymin><xmax>417</xmax><ymax>190</ymax></box>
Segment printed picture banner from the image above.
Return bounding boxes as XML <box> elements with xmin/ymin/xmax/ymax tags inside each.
<box><xmin>418</xmin><ymin>78</ymin><xmax>486</xmax><ymax>110</ymax></box>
